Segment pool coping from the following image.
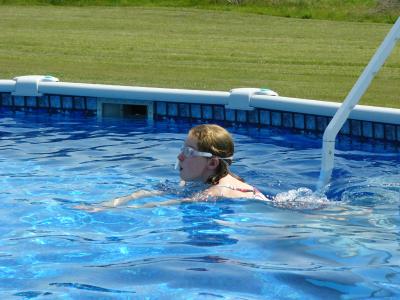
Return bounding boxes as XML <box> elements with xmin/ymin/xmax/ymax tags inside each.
<box><xmin>0</xmin><ymin>76</ymin><xmax>399</xmax><ymax>144</ymax></box>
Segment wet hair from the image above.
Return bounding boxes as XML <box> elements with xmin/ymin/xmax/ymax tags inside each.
<box><xmin>188</xmin><ymin>124</ymin><xmax>243</xmax><ymax>185</ymax></box>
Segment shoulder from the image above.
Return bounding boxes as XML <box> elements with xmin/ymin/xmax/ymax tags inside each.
<box><xmin>216</xmin><ymin>175</ymin><xmax>269</xmax><ymax>200</ymax></box>
<box><xmin>218</xmin><ymin>174</ymin><xmax>253</xmax><ymax>191</ymax></box>
<box><xmin>205</xmin><ymin>182</ymin><xmax>251</xmax><ymax>199</ymax></box>
<box><xmin>203</xmin><ymin>185</ymin><xmax>224</xmax><ymax>198</ymax></box>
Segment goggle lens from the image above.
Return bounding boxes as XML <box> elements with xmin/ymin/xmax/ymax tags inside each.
<box><xmin>180</xmin><ymin>146</ymin><xmax>212</xmax><ymax>158</ymax></box>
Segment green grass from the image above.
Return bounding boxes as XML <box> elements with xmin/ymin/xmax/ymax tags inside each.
<box><xmin>1</xmin><ymin>0</ymin><xmax>399</xmax><ymax>24</ymax></box>
<box><xmin>0</xmin><ymin>6</ymin><xmax>399</xmax><ymax>108</ymax></box>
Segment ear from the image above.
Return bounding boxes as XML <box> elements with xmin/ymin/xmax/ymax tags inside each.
<box><xmin>207</xmin><ymin>157</ymin><xmax>220</xmax><ymax>170</ymax></box>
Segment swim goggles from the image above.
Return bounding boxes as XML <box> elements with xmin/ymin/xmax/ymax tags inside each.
<box><xmin>180</xmin><ymin>146</ymin><xmax>213</xmax><ymax>158</ymax></box>
<box><xmin>180</xmin><ymin>146</ymin><xmax>233</xmax><ymax>160</ymax></box>
<box><xmin>175</xmin><ymin>146</ymin><xmax>233</xmax><ymax>169</ymax></box>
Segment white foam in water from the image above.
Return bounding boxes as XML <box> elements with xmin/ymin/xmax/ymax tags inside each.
<box><xmin>273</xmin><ymin>187</ymin><xmax>330</xmax><ymax>209</ymax></box>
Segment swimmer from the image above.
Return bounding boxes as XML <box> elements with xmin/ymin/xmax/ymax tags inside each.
<box><xmin>76</xmin><ymin>124</ymin><xmax>268</xmax><ymax>211</ymax></box>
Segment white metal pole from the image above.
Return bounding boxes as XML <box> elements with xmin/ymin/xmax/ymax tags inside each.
<box><xmin>317</xmin><ymin>17</ymin><xmax>400</xmax><ymax>191</ymax></box>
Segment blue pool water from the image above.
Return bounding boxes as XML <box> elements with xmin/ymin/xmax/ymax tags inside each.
<box><xmin>1</xmin><ymin>112</ymin><xmax>399</xmax><ymax>299</ymax></box>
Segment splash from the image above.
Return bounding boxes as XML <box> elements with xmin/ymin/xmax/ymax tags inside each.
<box><xmin>273</xmin><ymin>187</ymin><xmax>331</xmax><ymax>210</ymax></box>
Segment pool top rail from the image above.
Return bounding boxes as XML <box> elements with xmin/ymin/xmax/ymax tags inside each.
<box><xmin>0</xmin><ymin>75</ymin><xmax>399</xmax><ymax>144</ymax></box>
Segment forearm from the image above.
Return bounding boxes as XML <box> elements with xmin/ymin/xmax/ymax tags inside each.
<box><xmin>75</xmin><ymin>190</ymin><xmax>164</xmax><ymax>212</ymax></box>
<box><xmin>126</xmin><ymin>197</ymin><xmax>193</xmax><ymax>209</ymax></box>
<box><xmin>103</xmin><ymin>190</ymin><xmax>164</xmax><ymax>207</ymax></box>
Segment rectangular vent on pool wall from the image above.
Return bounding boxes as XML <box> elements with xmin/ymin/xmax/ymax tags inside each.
<box><xmin>97</xmin><ymin>98</ymin><xmax>153</xmax><ymax>120</ymax></box>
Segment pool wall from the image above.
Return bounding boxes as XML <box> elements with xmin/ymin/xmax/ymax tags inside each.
<box><xmin>0</xmin><ymin>75</ymin><xmax>399</xmax><ymax>144</ymax></box>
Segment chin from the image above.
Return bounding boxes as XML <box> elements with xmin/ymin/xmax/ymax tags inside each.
<box><xmin>179</xmin><ymin>173</ymin><xmax>189</xmax><ymax>182</ymax></box>
<box><xmin>179</xmin><ymin>174</ymin><xmax>195</xmax><ymax>182</ymax></box>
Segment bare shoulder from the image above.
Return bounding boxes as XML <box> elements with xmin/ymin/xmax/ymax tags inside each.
<box><xmin>212</xmin><ymin>174</ymin><xmax>268</xmax><ymax>200</ymax></box>
<box><xmin>203</xmin><ymin>185</ymin><xmax>224</xmax><ymax>197</ymax></box>
<box><xmin>218</xmin><ymin>174</ymin><xmax>254</xmax><ymax>190</ymax></box>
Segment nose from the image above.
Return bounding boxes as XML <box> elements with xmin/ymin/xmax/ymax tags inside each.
<box><xmin>178</xmin><ymin>152</ymin><xmax>185</xmax><ymax>161</ymax></box>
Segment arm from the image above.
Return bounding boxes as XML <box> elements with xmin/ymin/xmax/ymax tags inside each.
<box><xmin>101</xmin><ymin>190</ymin><xmax>164</xmax><ymax>207</ymax></box>
<box><xmin>125</xmin><ymin>190</ymin><xmax>217</xmax><ymax>209</ymax></box>
<box><xmin>125</xmin><ymin>197</ymin><xmax>195</xmax><ymax>209</ymax></box>
<box><xmin>75</xmin><ymin>190</ymin><xmax>164</xmax><ymax>212</ymax></box>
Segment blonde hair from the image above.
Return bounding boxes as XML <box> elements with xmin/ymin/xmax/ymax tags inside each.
<box><xmin>189</xmin><ymin>124</ymin><xmax>242</xmax><ymax>185</ymax></box>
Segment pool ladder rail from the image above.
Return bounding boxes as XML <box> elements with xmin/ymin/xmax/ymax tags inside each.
<box><xmin>317</xmin><ymin>16</ymin><xmax>400</xmax><ymax>191</ymax></box>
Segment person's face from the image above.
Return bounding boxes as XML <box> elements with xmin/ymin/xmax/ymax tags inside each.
<box><xmin>177</xmin><ymin>135</ymin><xmax>215</xmax><ymax>183</ymax></box>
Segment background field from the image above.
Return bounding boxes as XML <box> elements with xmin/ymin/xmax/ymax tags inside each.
<box><xmin>1</xmin><ymin>0</ymin><xmax>399</xmax><ymax>24</ymax></box>
<box><xmin>0</xmin><ymin>4</ymin><xmax>399</xmax><ymax>108</ymax></box>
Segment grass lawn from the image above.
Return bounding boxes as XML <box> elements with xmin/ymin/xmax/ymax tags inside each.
<box><xmin>0</xmin><ymin>6</ymin><xmax>399</xmax><ymax>108</ymax></box>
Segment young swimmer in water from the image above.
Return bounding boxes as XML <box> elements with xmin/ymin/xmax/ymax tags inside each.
<box><xmin>76</xmin><ymin>124</ymin><xmax>268</xmax><ymax>211</ymax></box>
<box><xmin>178</xmin><ymin>124</ymin><xmax>267</xmax><ymax>200</ymax></box>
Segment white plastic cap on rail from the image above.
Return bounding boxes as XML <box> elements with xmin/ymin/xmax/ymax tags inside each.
<box><xmin>12</xmin><ymin>75</ymin><xmax>59</xmax><ymax>97</ymax></box>
<box><xmin>226</xmin><ymin>87</ymin><xmax>278</xmax><ymax>110</ymax></box>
